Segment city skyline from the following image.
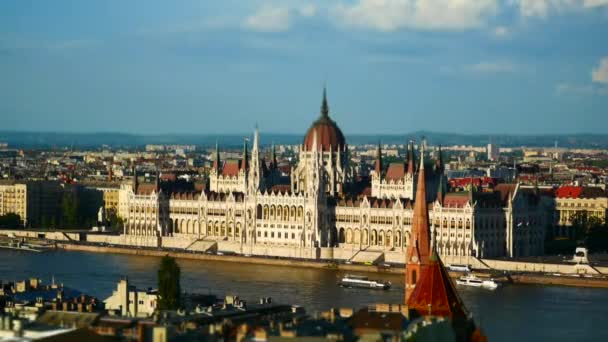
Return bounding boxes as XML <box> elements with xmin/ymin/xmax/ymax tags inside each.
<box><xmin>1</xmin><ymin>1</ymin><xmax>608</xmax><ymax>135</ymax></box>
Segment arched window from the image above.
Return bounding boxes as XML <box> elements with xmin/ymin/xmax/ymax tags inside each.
<box><xmin>257</xmin><ymin>204</ymin><xmax>263</xmax><ymax>219</ymax></box>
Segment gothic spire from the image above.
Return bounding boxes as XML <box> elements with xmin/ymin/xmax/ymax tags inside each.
<box><xmin>407</xmin><ymin>140</ymin><xmax>415</xmax><ymax>175</ymax></box>
<box><xmin>375</xmin><ymin>141</ymin><xmax>383</xmax><ymax>176</ymax></box>
<box><xmin>271</xmin><ymin>142</ymin><xmax>277</xmax><ymax>170</ymax></box>
<box><xmin>435</xmin><ymin>145</ymin><xmax>444</xmax><ymax>174</ymax></box>
<box><xmin>241</xmin><ymin>138</ymin><xmax>248</xmax><ymax>171</ymax></box>
<box><xmin>213</xmin><ymin>141</ymin><xmax>221</xmax><ymax>170</ymax></box>
<box><xmin>320</xmin><ymin>86</ymin><xmax>329</xmax><ymax>118</ymax></box>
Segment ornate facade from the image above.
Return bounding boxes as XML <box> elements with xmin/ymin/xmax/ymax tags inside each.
<box><xmin>120</xmin><ymin>89</ymin><xmax>546</xmax><ymax>260</ymax></box>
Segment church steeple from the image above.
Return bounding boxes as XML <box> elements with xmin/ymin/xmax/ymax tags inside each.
<box><xmin>320</xmin><ymin>86</ymin><xmax>329</xmax><ymax>118</ymax></box>
<box><xmin>405</xmin><ymin>143</ymin><xmax>432</xmax><ymax>302</ymax></box>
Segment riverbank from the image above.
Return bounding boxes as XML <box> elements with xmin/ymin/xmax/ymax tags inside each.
<box><xmin>56</xmin><ymin>242</ymin><xmax>403</xmax><ymax>275</ymax></box>
<box><xmin>56</xmin><ymin>242</ymin><xmax>608</xmax><ymax>289</ymax></box>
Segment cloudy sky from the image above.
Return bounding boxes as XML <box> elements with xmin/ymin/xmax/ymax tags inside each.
<box><xmin>1</xmin><ymin>0</ymin><xmax>607</xmax><ymax>135</ymax></box>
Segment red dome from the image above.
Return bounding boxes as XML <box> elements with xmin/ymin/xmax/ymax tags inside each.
<box><xmin>303</xmin><ymin>89</ymin><xmax>346</xmax><ymax>151</ymax></box>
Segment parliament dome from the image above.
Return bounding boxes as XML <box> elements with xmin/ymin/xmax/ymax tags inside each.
<box><xmin>303</xmin><ymin>89</ymin><xmax>346</xmax><ymax>151</ymax></box>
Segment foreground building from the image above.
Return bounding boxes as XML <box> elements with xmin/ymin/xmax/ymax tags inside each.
<box><xmin>119</xmin><ymin>89</ymin><xmax>546</xmax><ymax>262</ymax></box>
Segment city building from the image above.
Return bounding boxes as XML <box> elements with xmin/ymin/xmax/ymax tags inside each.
<box><xmin>487</xmin><ymin>143</ymin><xmax>499</xmax><ymax>161</ymax></box>
<box><xmin>0</xmin><ymin>181</ymin><xmax>62</xmax><ymax>227</ymax></box>
<box><xmin>104</xmin><ymin>279</ymin><xmax>158</xmax><ymax>318</ymax></box>
<box><xmin>115</xmin><ymin>89</ymin><xmax>546</xmax><ymax>261</ymax></box>
<box><xmin>554</xmin><ymin>185</ymin><xmax>608</xmax><ymax>237</ymax></box>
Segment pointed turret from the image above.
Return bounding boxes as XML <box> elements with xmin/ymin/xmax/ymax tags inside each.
<box><xmin>374</xmin><ymin>141</ymin><xmax>382</xmax><ymax>176</ymax></box>
<box><xmin>132</xmin><ymin>166</ymin><xmax>138</xmax><ymax>192</ymax></box>
<box><xmin>407</xmin><ymin>141</ymin><xmax>415</xmax><ymax>175</ymax></box>
<box><xmin>436</xmin><ymin>174</ymin><xmax>446</xmax><ymax>206</ymax></box>
<box><xmin>321</xmin><ymin>86</ymin><xmax>329</xmax><ymax>118</ymax></box>
<box><xmin>435</xmin><ymin>145</ymin><xmax>444</xmax><ymax>174</ymax></box>
<box><xmin>155</xmin><ymin>170</ymin><xmax>160</xmax><ymax>191</ymax></box>
<box><xmin>248</xmin><ymin>126</ymin><xmax>261</xmax><ymax>193</ymax></box>
<box><xmin>213</xmin><ymin>142</ymin><xmax>221</xmax><ymax>171</ymax></box>
<box><xmin>241</xmin><ymin>139</ymin><xmax>248</xmax><ymax>171</ymax></box>
<box><xmin>271</xmin><ymin>142</ymin><xmax>277</xmax><ymax>170</ymax></box>
<box><xmin>405</xmin><ymin>144</ymin><xmax>432</xmax><ymax>302</ymax></box>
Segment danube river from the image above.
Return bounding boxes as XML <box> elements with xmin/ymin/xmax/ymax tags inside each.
<box><xmin>1</xmin><ymin>250</ymin><xmax>607</xmax><ymax>341</ymax></box>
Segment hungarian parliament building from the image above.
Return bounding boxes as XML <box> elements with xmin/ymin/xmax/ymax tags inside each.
<box><xmin>117</xmin><ymin>90</ymin><xmax>546</xmax><ymax>263</ymax></box>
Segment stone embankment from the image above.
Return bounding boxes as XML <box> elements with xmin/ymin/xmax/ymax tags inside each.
<box><xmin>56</xmin><ymin>243</ymin><xmax>608</xmax><ymax>289</ymax></box>
<box><xmin>56</xmin><ymin>242</ymin><xmax>404</xmax><ymax>275</ymax></box>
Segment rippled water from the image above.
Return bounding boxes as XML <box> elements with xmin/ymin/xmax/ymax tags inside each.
<box><xmin>1</xmin><ymin>250</ymin><xmax>607</xmax><ymax>341</ymax></box>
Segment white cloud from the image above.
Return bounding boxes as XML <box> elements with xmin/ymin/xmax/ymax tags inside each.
<box><xmin>592</xmin><ymin>57</ymin><xmax>608</xmax><ymax>84</ymax></box>
<box><xmin>244</xmin><ymin>6</ymin><xmax>292</xmax><ymax>32</ymax></box>
<box><xmin>516</xmin><ymin>0</ymin><xmax>608</xmax><ymax>18</ymax></box>
<box><xmin>493</xmin><ymin>26</ymin><xmax>510</xmax><ymax>37</ymax></box>
<box><xmin>584</xmin><ymin>0</ymin><xmax>608</xmax><ymax>8</ymax></box>
<box><xmin>466</xmin><ymin>61</ymin><xmax>520</xmax><ymax>73</ymax></box>
<box><xmin>298</xmin><ymin>4</ymin><xmax>317</xmax><ymax>17</ymax></box>
<box><xmin>556</xmin><ymin>82</ymin><xmax>608</xmax><ymax>95</ymax></box>
<box><xmin>331</xmin><ymin>0</ymin><xmax>499</xmax><ymax>32</ymax></box>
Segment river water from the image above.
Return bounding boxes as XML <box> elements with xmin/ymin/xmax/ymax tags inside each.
<box><xmin>1</xmin><ymin>250</ymin><xmax>607</xmax><ymax>341</ymax></box>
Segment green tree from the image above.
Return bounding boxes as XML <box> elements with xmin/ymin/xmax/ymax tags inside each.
<box><xmin>0</xmin><ymin>213</ymin><xmax>22</xmax><ymax>228</ymax></box>
<box><xmin>157</xmin><ymin>255</ymin><xmax>181</xmax><ymax>310</ymax></box>
<box><xmin>61</xmin><ymin>192</ymin><xmax>79</xmax><ymax>228</ymax></box>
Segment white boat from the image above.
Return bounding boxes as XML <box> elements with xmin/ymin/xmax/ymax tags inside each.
<box><xmin>456</xmin><ymin>274</ymin><xmax>498</xmax><ymax>290</ymax></box>
<box><xmin>338</xmin><ymin>275</ymin><xmax>391</xmax><ymax>290</ymax></box>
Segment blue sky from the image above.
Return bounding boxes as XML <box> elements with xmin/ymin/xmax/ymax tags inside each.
<box><xmin>1</xmin><ymin>0</ymin><xmax>607</xmax><ymax>135</ymax></box>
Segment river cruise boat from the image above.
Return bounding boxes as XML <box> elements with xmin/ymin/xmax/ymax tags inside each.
<box><xmin>338</xmin><ymin>275</ymin><xmax>391</xmax><ymax>290</ymax></box>
<box><xmin>456</xmin><ymin>274</ymin><xmax>499</xmax><ymax>290</ymax></box>
<box><xmin>0</xmin><ymin>239</ymin><xmax>42</xmax><ymax>252</ymax></box>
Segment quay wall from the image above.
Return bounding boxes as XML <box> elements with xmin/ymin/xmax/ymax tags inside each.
<box><xmin>55</xmin><ymin>243</ymin><xmax>608</xmax><ymax>289</ymax></box>
<box><xmin>3</xmin><ymin>229</ymin><xmax>607</xmax><ymax>277</ymax></box>
<box><xmin>55</xmin><ymin>243</ymin><xmax>402</xmax><ymax>275</ymax></box>
<box><xmin>512</xmin><ymin>274</ymin><xmax>608</xmax><ymax>289</ymax></box>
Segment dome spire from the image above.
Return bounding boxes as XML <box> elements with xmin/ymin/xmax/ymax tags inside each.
<box><xmin>321</xmin><ymin>85</ymin><xmax>329</xmax><ymax>118</ymax></box>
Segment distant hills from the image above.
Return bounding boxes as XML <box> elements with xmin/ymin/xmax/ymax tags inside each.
<box><xmin>1</xmin><ymin>131</ymin><xmax>607</xmax><ymax>149</ymax></box>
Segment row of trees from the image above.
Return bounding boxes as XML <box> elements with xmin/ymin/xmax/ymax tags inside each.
<box><xmin>571</xmin><ymin>213</ymin><xmax>608</xmax><ymax>253</ymax></box>
<box><xmin>38</xmin><ymin>188</ymin><xmax>104</xmax><ymax>229</ymax></box>
<box><xmin>0</xmin><ymin>213</ymin><xmax>21</xmax><ymax>228</ymax></box>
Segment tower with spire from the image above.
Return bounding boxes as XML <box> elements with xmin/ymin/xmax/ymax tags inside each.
<box><xmin>405</xmin><ymin>144</ymin><xmax>432</xmax><ymax>302</ymax></box>
<box><xmin>248</xmin><ymin>126</ymin><xmax>263</xmax><ymax>194</ymax></box>
<box><xmin>370</xmin><ymin>139</ymin><xmax>417</xmax><ymax>200</ymax></box>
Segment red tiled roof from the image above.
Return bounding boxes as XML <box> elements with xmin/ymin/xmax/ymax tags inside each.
<box><xmin>221</xmin><ymin>161</ymin><xmax>240</xmax><ymax>177</ymax></box>
<box><xmin>449</xmin><ymin>177</ymin><xmax>497</xmax><ymax>188</ymax></box>
<box><xmin>406</xmin><ymin>253</ymin><xmax>467</xmax><ymax>320</ymax></box>
<box><xmin>556</xmin><ymin>186</ymin><xmax>582</xmax><ymax>198</ymax></box>
<box><xmin>385</xmin><ymin>163</ymin><xmax>405</xmax><ymax>181</ymax></box>
<box><xmin>442</xmin><ymin>193</ymin><xmax>470</xmax><ymax>208</ymax></box>
<box><xmin>303</xmin><ymin>116</ymin><xmax>346</xmax><ymax>152</ymax></box>
<box><xmin>136</xmin><ymin>183</ymin><xmax>157</xmax><ymax>195</ymax></box>
<box><xmin>556</xmin><ymin>186</ymin><xmax>606</xmax><ymax>199</ymax></box>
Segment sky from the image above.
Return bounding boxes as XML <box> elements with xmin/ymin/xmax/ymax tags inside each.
<box><xmin>1</xmin><ymin>0</ymin><xmax>607</xmax><ymax>135</ymax></box>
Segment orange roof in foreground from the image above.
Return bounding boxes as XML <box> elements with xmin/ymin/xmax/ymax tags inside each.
<box><xmin>406</xmin><ymin>253</ymin><xmax>467</xmax><ymax>320</ymax></box>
